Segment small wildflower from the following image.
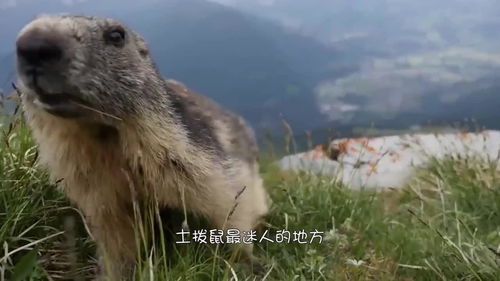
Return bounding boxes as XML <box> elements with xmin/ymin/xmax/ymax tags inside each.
<box><xmin>345</xmin><ymin>258</ymin><xmax>365</xmax><ymax>267</ymax></box>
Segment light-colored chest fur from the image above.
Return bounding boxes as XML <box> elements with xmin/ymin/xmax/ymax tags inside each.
<box><xmin>23</xmin><ymin>103</ymin><xmax>228</xmax><ymax>219</ymax></box>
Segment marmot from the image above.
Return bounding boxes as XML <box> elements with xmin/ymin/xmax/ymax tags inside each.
<box><xmin>15</xmin><ymin>14</ymin><xmax>269</xmax><ymax>279</ymax></box>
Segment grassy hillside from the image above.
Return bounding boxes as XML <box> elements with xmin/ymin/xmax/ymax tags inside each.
<box><xmin>0</xmin><ymin>113</ymin><xmax>499</xmax><ymax>280</ymax></box>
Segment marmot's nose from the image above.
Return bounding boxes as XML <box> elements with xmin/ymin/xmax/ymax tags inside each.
<box><xmin>16</xmin><ymin>30</ymin><xmax>64</xmax><ymax>66</ymax></box>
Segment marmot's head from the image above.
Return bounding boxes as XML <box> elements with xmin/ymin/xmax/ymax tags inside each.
<box><xmin>16</xmin><ymin>15</ymin><xmax>162</xmax><ymax>121</ymax></box>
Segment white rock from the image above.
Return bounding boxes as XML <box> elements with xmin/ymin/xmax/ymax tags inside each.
<box><xmin>278</xmin><ymin>131</ymin><xmax>500</xmax><ymax>189</ymax></box>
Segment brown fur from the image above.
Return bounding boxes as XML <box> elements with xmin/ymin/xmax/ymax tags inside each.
<box><xmin>17</xmin><ymin>15</ymin><xmax>268</xmax><ymax>279</ymax></box>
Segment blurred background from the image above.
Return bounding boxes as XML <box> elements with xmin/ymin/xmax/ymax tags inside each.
<box><xmin>1</xmin><ymin>0</ymin><xmax>500</xmax><ymax>141</ymax></box>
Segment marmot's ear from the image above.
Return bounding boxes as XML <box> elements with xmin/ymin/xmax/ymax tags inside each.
<box><xmin>134</xmin><ymin>33</ymin><xmax>149</xmax><ymax>58</ymax></box>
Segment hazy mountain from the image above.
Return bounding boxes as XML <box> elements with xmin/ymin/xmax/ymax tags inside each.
<box><xmin>209</xmin><ymin>0</ymin><xmax>500</xmax><ymax>133</ymax></box>
<box><xmin>208</xmin><ymin>0</ymin><xmax>500</xmax><ymax>49</ymax></box>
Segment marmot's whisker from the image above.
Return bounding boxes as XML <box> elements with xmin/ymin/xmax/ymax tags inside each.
<box><xmin>70</xmin><ymin>101</ymin><xmax>122</xmax><ymax>121</ymax></box>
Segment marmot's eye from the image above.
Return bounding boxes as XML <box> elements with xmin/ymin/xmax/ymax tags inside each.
<box><xmin>104</xmin><ymin>27</ymin><xmax>126</xmax><ymax>46</ymax></box>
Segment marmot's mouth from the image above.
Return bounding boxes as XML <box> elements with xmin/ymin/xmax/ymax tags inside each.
<box><xmin>37</xmin><ymin>92</ymin><xmax>73</xmax><ymax>105</ymax></box>
<box><xmin>33</xmin><ymin>89</ymin><xmax>88</xmax><ymax>118</ymax></box>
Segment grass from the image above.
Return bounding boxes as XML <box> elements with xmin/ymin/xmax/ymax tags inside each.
<box><xmin>0</xmin><ymin>113</ymin><xmax>499</xmax><ymax>281</ymax></box>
